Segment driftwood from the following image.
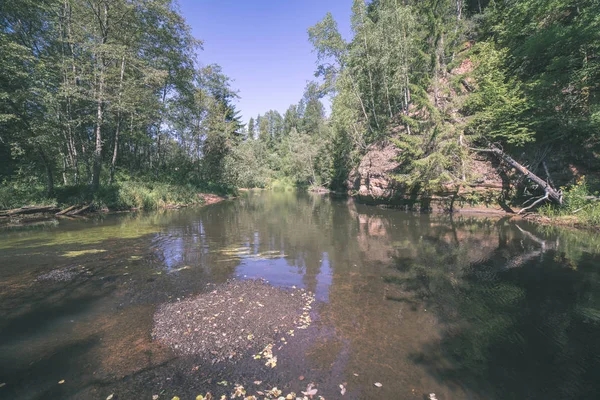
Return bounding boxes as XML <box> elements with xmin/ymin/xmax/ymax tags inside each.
<box><xmin>56</xmin><ymin>204</ymin><xmax>79</xmax><ymax>215</ymax></box>
<box><xmin>67</xmin><ymin>203</ymin><xmax>93</xmax><ymax>216</ymax></box>
<box><xmin>473</xmin><ymin>145</ymin><xmax>563</xmax><ymax>214</ymax></box>
<box><xmin>0</xmin><ymin>205</ymin><xmax>60</xmax><ymax>217</ymax></box>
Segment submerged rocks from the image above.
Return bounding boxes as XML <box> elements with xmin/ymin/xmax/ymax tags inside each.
<box><xmin>36</xmin><ymin>265</ymin><xmax>87</xmax><ymax>282</ymax></box>
<box><xmin>152</xmin><ymin>280</ymin><xmax>314</xmax><ymax>363</ymax></box>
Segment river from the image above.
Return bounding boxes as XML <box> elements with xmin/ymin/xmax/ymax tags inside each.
<box><xmin>1</xmin><ymin>191</ymin><xmax>599</xmax><ymax>399</ymax></box>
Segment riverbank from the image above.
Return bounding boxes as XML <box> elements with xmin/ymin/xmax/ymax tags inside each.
<box><xmin>0</xmin><ymin>181</ymin><xmax>232</xmax><ymax>225</ymax></box>
<box><xmin>522</xmin><ymin>213</ymin><xmax>600</xmax><ymax>232</ymax></box>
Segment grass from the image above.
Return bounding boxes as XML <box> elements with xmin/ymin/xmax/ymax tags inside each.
<box><xmin>0</xmin><ymin>180</ymin><xmax>235</xmax><ymax>212</ymax></box>
<box><xmin>539</xmin><ymin>177</ymin><xmax>600</xmax><ymax>227</ymax></box>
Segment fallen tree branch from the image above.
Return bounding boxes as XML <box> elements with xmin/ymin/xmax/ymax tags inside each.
<box><xmin>471</xmin><ymin>145</ymin><xmax>563</xmax><ymax>208</ymax></box>
<box><xmin>67</xmin><ymin>203</ymin><xmax>93</xmax><ymax>216</ymax></box>
<box><xmin>56</xmin><ymin>205</ymin><xmax>79</xmax><ymax>215</ymax></box>
<box><xmin>518</xmin><ymin>192</ymin><xmax>550</xmax><ymax>214</ymax></box>
<box><xmin>0</xmin><ymin>205</ymin><xmax>60</xmax><ymax>217</ymax></box>
<box><xmin>542</xmin><ymin>161</ymin><xmax>556</xmax><ymax>189</ymax></box>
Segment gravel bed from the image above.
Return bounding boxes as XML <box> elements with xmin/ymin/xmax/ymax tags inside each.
<box><xmin>152</xmin><ymin>280</ymin><xmax>314</xmax><ymax>363</ymax></box>
<box><xmin>36</xmin><ymin>265</ymin><xmax>86</xmax><ymax>282</ymax></box>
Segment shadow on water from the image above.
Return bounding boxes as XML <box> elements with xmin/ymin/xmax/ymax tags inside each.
<box><xmin>384</xmin><ymin>220</ymin><xmax>600</xmax><ymax>399</ymax></box>
<box><xmin>1</xmin><ymin>336</ymin><xmax>101</xmax><ymax>400</ymax></box>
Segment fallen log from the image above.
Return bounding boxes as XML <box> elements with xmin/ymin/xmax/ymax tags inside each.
<box><xmin>0</xmin><ymin>205</ymin><xmax>60</xmax><ymax>216</ymax></box>
<box><xmin>67</xmin><ymin>203</ymin><xmax>93</xmax><ymax>216</ymax></box>
<box><xmin>56</xmin><ymin>204</ymin><xmax>79</xmax><ymax>215</ymax></box>
<box><xmin>472</xmin><ymin>145</ymin><xmax>563</xmax><ymax>214</ymax></box>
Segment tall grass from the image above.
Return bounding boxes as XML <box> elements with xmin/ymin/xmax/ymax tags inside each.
<box><xmin>539</xmin><ymin>177</ymin><xmax>600</xmax><ymax>226</ymax></box>
<box><xmin>0</xmin><ymin>180</ymin><xmax>233</xmax><ymax>211</ymax></box>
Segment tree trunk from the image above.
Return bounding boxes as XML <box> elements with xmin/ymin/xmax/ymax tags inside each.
<box><xmin>91</xmin><ymin>62</ymin><xmax>104</xmax><ymax>192</ymax></box>
<box><xmin>38</xmin><ymin>147</ymin><xmax>55</xmax><ymax>197</ymax></box>
<box><xmin>360</xmin><ymin>23</ymin><xmax>380</xmax><ymax>131</ymax></box>
<box><xmin>109</xmin><ymin>54</ymin><xmax>126</xmax><ymax>185</ymax></box>
<box><xmin>91</xmin><ymin>2</ymin><xmax>109</xmax><ymax>192</ymax></box>
<box><xmin>475</xmin><ymin>146</ymin><xmax>563</xmax><ymax>208</ymax></box>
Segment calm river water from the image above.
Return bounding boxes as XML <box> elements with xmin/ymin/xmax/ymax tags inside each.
<box><xmin>1</xmin><ymin>191</ymin><xmax>599</xmax><ymax>399</ymax></box>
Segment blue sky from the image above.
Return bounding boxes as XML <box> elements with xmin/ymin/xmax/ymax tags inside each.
<box><xmin>177</xmin><ymin>0</ymin><xmax>353</xmax><ymax>123</ymax></box>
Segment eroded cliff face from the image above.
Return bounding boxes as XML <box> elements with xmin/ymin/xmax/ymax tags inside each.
<box><xmin>345</xmin><ymin>53</ymin><xmax>509</xmax><ymax>211</ymax></box>
<box><xmin>346</xmin><ymin>143</ymin><xmax>506</xmax><ymax>211</ymax></box>
<box><xmin>346</xmin><ymin>142</ymin><xmax>402</xmax><ymax>202</ymax></box>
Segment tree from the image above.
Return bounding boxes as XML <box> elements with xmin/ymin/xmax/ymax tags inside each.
<box><xmin>248</xmin><ymin>117</ymin><xmax>255</xmax><ymax>140</ymax></box>
<box><xmin>300</xmin><ymin>82</ymin><xmax>325</xmax><ymax>136</ymax></box>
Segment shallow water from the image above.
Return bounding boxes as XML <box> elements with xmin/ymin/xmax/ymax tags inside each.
<box><xmin>1</xmin><ymin>191</ymin><xmax>599</xmax><ymax>400</ymax></box>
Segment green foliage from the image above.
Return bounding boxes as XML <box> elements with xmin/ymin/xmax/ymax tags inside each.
<box><xmin>224</xmin><ymin>140</ymin><xmax>272</xmax><ymax>188</ymax></box>
<box><xmin>540</xmin><ymin>177</ymin><xmax>600</xmax><ymax>226</ymax></box>
<box><xmin>483</xmin><ymin>0</ymin><xmax>600</xmax><ymax>145</ymax></box>
<box><xmin>462</xmin><ymin>42</ymin><xmax>535</xmax><ymax>146</ymax></box>
<box><xmin>0</xmin><ymin>0</ymin><xmax>241</xmax><ymax>201</ymax></box>
<box><xmin>391</xmin><ymin>125</ymin><xmax>465</xmax><ymax>191</ymax></box>
<box><xmin>0</xmin><ymin>179</ymin><xmax>218</xmax><ymax>212</ymax></box>
<box><xmin>0</xmin><ymin>184</ymin><xmax>53</xmax><ymax>210</ymax></box>
<box><xmin>93</xmin><ymin>181</ymin><xmax>202</xmax><ymax>211</ymax></box>
<box><xmin>230</xmin><ymin>80</ymin><xmax>332</xmax><ymax>190</ymax></box>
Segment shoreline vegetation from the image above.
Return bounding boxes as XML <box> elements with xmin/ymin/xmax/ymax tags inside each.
<box><xmin>2</xmin><ymin>182</ymin><xmax>598</xmax><ymax>233</ymax></box>
<box><xmin>0</xmin><ymin>181</ymin><xmax>231</xmax><ymax>225</ymax></box>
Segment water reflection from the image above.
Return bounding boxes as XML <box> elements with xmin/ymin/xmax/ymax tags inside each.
<box><xmin>0</xmin><ymin>191</ymin><xmax>599</xmax><ymax>399</ymax></box>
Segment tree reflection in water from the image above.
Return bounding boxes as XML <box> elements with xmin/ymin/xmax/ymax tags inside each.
<box><xmin>383</xmin><ymin>218</ymin><xmax>600</xmax><ymax>400</ymax></box>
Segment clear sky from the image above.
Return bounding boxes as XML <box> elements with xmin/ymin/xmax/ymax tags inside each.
<box><xmin>177</xmin><ymin>0</ymin><xmax>353</xmax><ymax>123</ymax></box>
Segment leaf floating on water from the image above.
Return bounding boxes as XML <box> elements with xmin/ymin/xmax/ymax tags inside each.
<box><xmin>298</xmin><ymin>376</ymin><xmax>305</xmax><ymax>381</ymax></box>
<box><xmin>58</xmin><ymin>380</ymin><xmax>65</xmax><ymax>384</ymax></box>
<box><xmin>374</xmin><ymin>382</ymin><xmax>382</xmax><ymax>388</ymax></box>
<box><xmin>232</xmin><ymin>385</ymin><xmax>246</xmax><ymax>398</ymax></box>
<box><xmin>353</xmin><ymin>373</ymin><xmax>359</xmax><ymax>377</ymax></box>
<box><xmin>106</xmin><ymin>395</ymin><xmax>114</xmax><ymax>400</ymax></box>
<box><xmin>217</xmin><ymin>380</ymin><xmax>229</xmax><ymax>386</ymax></box>
<box><xmin>265</xmin><ymin>355</ymin><xmax>277</xmax><ymax>368</ymax></box>
<box><xmin>302</xmin><ymin>383</ymin><xmax>317</xmax><ymax>396</ymax></box>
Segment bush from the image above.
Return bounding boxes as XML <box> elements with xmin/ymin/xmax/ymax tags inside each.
<box><xmin>0</xmin><ymin>179</ymin><xmax>235</xmax><ymax>212</ymax></box>
<box><xmin>540</xmin><ymin>176</ymin><xmax>600</xmax><ymax>226</ymax></box>
<box><xmin>0</xmin><ymin>183</ymin><xmax>53</xmax><ymax>210</ymax></box>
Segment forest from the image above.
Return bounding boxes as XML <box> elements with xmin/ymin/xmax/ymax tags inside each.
<box><xmin>1</xmin><ymin>0</ymin><xmax>599</xmax><ymax>224</ymax></box>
